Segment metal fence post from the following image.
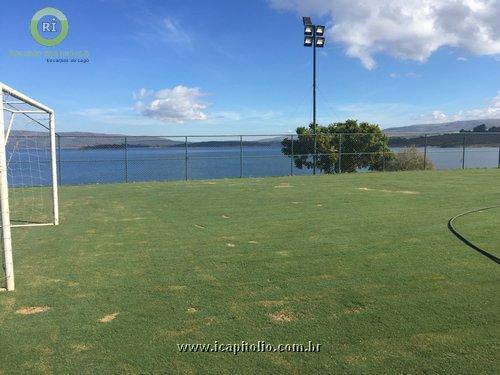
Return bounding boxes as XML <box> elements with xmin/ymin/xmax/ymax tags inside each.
<box><xmin>338</xmin><ymin>134</ymin><xmax>342</xmax><ymax>173</ymax></box>
<box><xmin>498</xmin><ymin>146</ymin><xmax>500</xmax><ymax>169</ymax></box>
<box><xmin>423</xmin><ymin>134</ymin><xmax>428</xmax><ymax>170</ymax></box>
<box><xmin>240</xmin><ymin>135</ymin><xmax>243</xmax><ymax>178</ymax></box>
<box><xmin>124</xmin><ymin>136</ymin><xmax>128</xmax><ymax>183</ymax></box>
<box><xmin>462</xmin><ymin>133</ymin><xmax>466</xmax><ymax>169</ymax></box>
<box><xmin>290</xmin><ymin>135</ymin><xmax>294</xmax><ymax>176</ymax></box>
<box><xmin>313</xmin><ymin>132</ymin><xmax>317</xmax><ymax>175</ymax></box>
<box><xmin>185</xmin><ymin>136</ymin><xmax>188</xmax><ymax>181</ymax></box>
<box><xmin>56</xmin><ymin>133</ymin><xmax>62</xmax><ymax>185</ymax></box>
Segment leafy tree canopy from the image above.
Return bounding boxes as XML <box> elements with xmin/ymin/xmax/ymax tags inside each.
<box><xmin>281</xmin><ymin>120</ymin><xmax>394</xmax><ymax>173</ymax></box>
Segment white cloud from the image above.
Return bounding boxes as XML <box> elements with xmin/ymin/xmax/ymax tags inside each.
<box><xmin>71</xmin><ymin>107</ymin><xmax>162</xmax><ymax>127</ymax></box>
<box><xmin>268</xmin><ymin>0</ymin><xmax>500</xmax><ymax>69</ymax></box>
<box><xmin>461</xmin><ymin>94</ymin><xmax>500</xmax><ymax>119</ymax></box>
<box><xmin>457</xmin><ymin>56</ymin><xmax>468</xmax><ymax>61</ymax></box>
<box><xmin>432</xmin><ymin>110</ymin><xmax>448</xmax><ymax>121</ymax></box>
<box><xmin>135</xmin><ymin>86</ymin><xmax>208</xmax><ymax>123</ymax></box>
<box><xmin>133</xmin><ymin>88</ymin><xmax>153</xmax><ymax>100</ymax></box>
<box><xmin>133</xmin><ymin>16</ymin><xmax>193</xmax><ymax>49</ymax></box>
<box><xmin>162</xmin><ymin>18</ymin><xmax>192</xmax><ymax>46</ymax></box>
<box><xmin>420</xmin><ymin>94</ymin><xmax>500</xmax><ymax>122</ymax></box>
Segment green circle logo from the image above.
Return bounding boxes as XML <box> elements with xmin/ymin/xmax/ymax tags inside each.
<box><xmin>30</xmin><ymin>7</ymin><xmax>69</xmax><ymax>47</ymax></box>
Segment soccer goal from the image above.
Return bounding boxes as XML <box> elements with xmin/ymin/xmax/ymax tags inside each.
<box><xmin>0</xmin><ymin>83</ymin><xmax>59</xmax><ymax>291</ymax></box>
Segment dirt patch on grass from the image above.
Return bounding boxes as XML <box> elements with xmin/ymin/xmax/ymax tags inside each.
<box><xmin>274</xmin><ymin>183</ymin><xmax>293</xmax><ymax>188</ymax></box>
<box><xmin>194</xmin><ymin>224</ymin><xmax>205</xmax><ymax>229</ymax></box>
<box><xmin>357</xmin><ymin>187</ymin><xmax>420</xmax><ymax>195</ymax></box>
<box><xmin>227</xmin><ymin>243</ymin><xmax>236</xmax><ymax>248</ymax></box>
<box><xmin>222</xmin><ymin>215</ymin><xmax>230</xmax><ymax>219</ymax></box>
<box><xmin>269</xmin><ymin>311</ymin><xmax>295</xmax><ymax>322</ymax></box>
<box><xmin>16</xmin><ymin>306</ymin><xmax>50</xmax><ymax>315</ymax></box>
<box><xmin>99</xmin><ymin>312</ymin><xmax>119</xmax><ymax>323</ymax></box>
<box><xmin>187</xmin><ymin>307</ymin><xmax>198</xmax><ymax>313</ymax></box>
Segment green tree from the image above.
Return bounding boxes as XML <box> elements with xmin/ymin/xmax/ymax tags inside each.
<box><xmin>281</xmin><ymin>120</ymin><xmax>394</xmax><ymax>173</ymax></box>
<box><xmin>473</xmin><ymin>124</ymin><xmax>487</xmax><ymax>132</ymax></box>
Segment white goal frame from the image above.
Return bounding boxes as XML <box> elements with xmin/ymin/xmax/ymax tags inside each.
<box><xmin>0</xmin><ymin>82</ymin><xmax>59</xmax><ymax>291</ymax></box>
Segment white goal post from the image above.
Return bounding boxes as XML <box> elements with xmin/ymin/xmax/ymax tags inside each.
<box><xmin>0</xmin><ymin>83</ymin><xmax>59</xmax><ymax>291</ymax></box>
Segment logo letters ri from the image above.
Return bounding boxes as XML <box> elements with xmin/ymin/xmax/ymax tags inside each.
<box><xmin>42</xmin><ymin>18</ymin><xmax>57</xmax><ymax>32</ymax></box>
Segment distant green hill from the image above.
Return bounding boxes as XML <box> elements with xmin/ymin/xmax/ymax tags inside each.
<box><xmin>389</xmin><ymin>132</ymin><xmax>500</xmax><ymax>147</ymax></box>
<box><xmin>385</xmin><ymin>119</ymin><xmax>500</xmax><ymax>134</ymax></box>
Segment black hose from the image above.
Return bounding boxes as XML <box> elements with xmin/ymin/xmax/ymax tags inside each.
<box><xmin>448</xmin><ymin>205</ymin><xmax>500</xmax><ymax>264</ymax></box>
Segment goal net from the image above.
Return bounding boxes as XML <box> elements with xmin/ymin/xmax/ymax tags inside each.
<box><xmin>0</xmin><ymin>83</ymin><xmax>59</xmax><ymax>291</ymax></box>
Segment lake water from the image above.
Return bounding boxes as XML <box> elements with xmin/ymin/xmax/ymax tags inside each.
<box><xmin>57</xmin><ymin>146</ymin><xmax>500</xmax><ymax>185</ymax></box>
<box><xmin>7</xmin><ymin>146</ymin><xmax>500</xmax><ymax>186</ymax></box>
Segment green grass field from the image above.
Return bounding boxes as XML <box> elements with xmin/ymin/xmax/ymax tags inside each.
<box><xmin>1</xmin><ymin>169</ymin><xmax>499</xmax><ymax>374</ymax></box>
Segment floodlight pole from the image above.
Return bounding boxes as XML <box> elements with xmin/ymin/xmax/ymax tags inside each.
<box><xmin>312</xmin><ymin>32</ymin><xmax>317</xmax><ymax>175</ymax></box>
<box><xmin>304</xmin><ymin>17</ymin><xmax>323</xmax><ymax>175</ymax></box>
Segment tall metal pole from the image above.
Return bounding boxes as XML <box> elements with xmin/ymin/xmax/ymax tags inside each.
<box><xmin>185</xmin><ymin>136</ymin><xmax>188</xmax><ymax>181</ymax></box>
<box><xmin>239</xmin><ymin>135</ymin><xmax>243</xmax><ymax>178</ymax></box>
<box><xmin>423</xmin><ymin>134</ymin><xmax>428</xmax><ymax>170</ymax></box>
<box><xmin>338</xmin><ymin>134</ymin><xmax>342</xmax><ymax>173</ymax></box>
<box><xmin>312</xmin><ymin>30</ymin><xmax>317</xmax><ymax>176</ymax></box>
<box><xmin>57</xmin><ymin>133</ymin><xmax>62</xmax><ymax>186</ymax></box>
<box><xmin>498</xmin><ymin>145</ymin><xmax>500</xmax><ymax>169</ymax></box>
<box><xmin>124</xmin><ymin>136</ymin><xmax>128</xmax><ymax>183</ymax></box>
<box><xmin>462</xmin><ymin>133</ymin><xmax>466</xmax><ymax>169</ymax></box>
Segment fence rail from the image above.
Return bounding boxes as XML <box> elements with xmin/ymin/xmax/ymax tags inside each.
<box><xmin>37</xmin><ymin>132</ymin><xmax>500</xmax><ymax>185</ymax></box>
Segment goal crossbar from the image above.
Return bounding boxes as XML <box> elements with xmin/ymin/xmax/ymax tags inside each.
<box><xmin>1</xmin><ymin>83</ymin><xmax>54</xmax><ymax>114</ymax></box>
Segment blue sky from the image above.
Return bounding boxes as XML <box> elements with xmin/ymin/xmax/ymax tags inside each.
<box><xmin>1</xmin><ymin>0</ymin><xmax>499</xmax><ymax>135</ymax></box>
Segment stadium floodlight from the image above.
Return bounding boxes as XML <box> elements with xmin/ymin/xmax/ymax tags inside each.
<box><xmin>315</xmin><ymin>25</ymin><xmax>325</xmax><ymax>36</ymax></box>
<box><xmin>302</xmin><ymin>16</ymin><xmax>312</xmax><ymax>26</ymax></box>
<box><xmin>0</xmin><ymin>83</ymin><xmax>59</xmax><ymax>292</ymax></box>
<box><xmin>302</xmin><ymin>17</ymin><xmax>327</xmax><ymax>175</ymax></box>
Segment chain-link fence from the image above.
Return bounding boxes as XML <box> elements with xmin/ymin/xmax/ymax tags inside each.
<box><xmin>52</xmin><ymin>132</ymin><xmax>500</xmax><ymax>185</ymax></box>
